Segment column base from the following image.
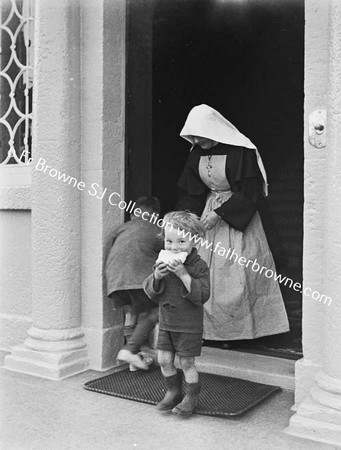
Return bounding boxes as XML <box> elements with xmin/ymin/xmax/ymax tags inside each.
<box><xmin>4</xmin><ymin>344</ymin><xmax>89</xmax><ymax>380</ymax></box>
<box><xmin>285</xmin><ymin>371</ymin><xmax>341</xmax><ymax>447</ymax></box>
<box><xmin>284</xmin><ymin>411</ymin><xmax>341</xmax><ymax>447</ymax></box>
<box><xmin>292</xmin><ymin>358</ymin><xmax>322</xmax><ymax>410</ymax></box>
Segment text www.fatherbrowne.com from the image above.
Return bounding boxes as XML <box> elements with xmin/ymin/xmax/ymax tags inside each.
<box><xmin>177</xmin><ymin>228</ymin><xmax>332</xmax><ymax>307</ymax></box>
<box><xmin>34</xmin><ymin>157</ymin><xmax>332</xmax><ymax>307</ymax></box>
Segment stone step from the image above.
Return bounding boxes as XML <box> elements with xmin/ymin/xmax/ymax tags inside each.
<box><xmin>196</xmin><ymin>347</ymin><xmax>295</xmax><ymax>390</ymax></box>
<box><xmin>142</xmin><ymin>345</ymin><xmax>295</xmax><ymax>390</ymax></box>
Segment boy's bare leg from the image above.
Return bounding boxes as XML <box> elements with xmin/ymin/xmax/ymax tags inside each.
<box><xmin>117</xmin><ymin>305</ymin><xmax>149</xmax><ymax>370</ymax></box>
<box><xmin>179</xmin><ymin>356</ymin><xmax>198</xmax><ymax>383</ymax></box>
<box><xmin>126</xmin><ymin>307</ymin><xmax>158</xmax><ymax>354</ymax></box>
<box><xmin>123</xmin><ymin>305</ymin><xmax>137</xmax><ymax>336</ymax></box>
<box><xmin>158</xmin><ymin>350</ymin><xmax>176</xmax><ymax>377</ymax></box>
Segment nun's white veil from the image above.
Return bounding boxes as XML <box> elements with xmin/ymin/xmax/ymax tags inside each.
<box><xmin>180</xmin><ymin>104</ymin><xmax>268</xmax><ymax>196</ymax></box>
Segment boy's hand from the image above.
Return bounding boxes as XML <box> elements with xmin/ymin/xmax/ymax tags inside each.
<box><xmin>167</xmin><ymin>260</ymin><xmax>187</xmax><ymax>279</ymax></box>
<box><xmin>154</xmin><ymin>262</ymin><xmax>169</xmax><ymax>280</ymax></box>
<box><xmin>168</xmin><ymin>260</ymin><xmax>192</xmax><ymax>292</ymax></box>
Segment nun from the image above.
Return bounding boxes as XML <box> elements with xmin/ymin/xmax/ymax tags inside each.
<box><xmin>176</xmin><ymin>104</ymin><xmax>289</xmax><ymax>342</ymax></box>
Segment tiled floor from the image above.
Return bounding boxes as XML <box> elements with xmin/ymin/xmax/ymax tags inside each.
<box><xmin>1</xmin><ymin>351</ymin><xmax>337</xmax><ymax>450</ymax></box>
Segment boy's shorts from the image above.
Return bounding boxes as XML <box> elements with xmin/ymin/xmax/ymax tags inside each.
<box><xmin>157</xmin><ymin>329</ymin><xmax>202</xmax><ymax>357</ymax></box>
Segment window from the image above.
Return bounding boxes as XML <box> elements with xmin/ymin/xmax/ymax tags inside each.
<box><xmin>0</xmin><ymin>0</ymin><xmax>34</xmax><ymax>167</ymax></box>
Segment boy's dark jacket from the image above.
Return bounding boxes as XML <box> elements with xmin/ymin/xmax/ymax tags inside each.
<box><xmin>143</xmin><ymin>248</ymin><xmax>210</xmax><ymax>334</ymax></box>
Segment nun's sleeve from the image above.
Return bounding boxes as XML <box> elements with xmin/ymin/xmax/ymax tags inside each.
<box><xmin>214</xmin><ymin>148</ymin><xmax>262</xmax><ymax>231</ymax></box>
<box><xmin>175</xmin><ymin>148</ymin><xmax>208</xmax><ymax>216</ymax></box>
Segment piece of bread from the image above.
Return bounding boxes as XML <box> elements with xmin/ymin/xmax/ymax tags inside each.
<box><xmin>156</xmin><ymin>249</ymin><xmax>187</xmax><ymax>264</ymax></box>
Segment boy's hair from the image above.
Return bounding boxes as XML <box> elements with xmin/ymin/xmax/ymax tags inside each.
<box><xmin>133</xmin><ymin>196</ymin><xmax>161</xmax><ymax>215</ymax></box>
<box><xmin>162</xmin><ymin>210</ymin><xmax>206</xmax><ymax>239</ymax></box>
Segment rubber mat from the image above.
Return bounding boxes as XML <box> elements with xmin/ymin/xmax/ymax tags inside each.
<box><xmin>84</xmin><ymin>365</ymin><xmax>281</xmax><ymax>416</ymax></box>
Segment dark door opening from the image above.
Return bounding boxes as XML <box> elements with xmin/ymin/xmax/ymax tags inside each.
<box><xmin>127</xmin><ymin>0</ymin><xmax>304</xmax><ymax>358</ymax></box>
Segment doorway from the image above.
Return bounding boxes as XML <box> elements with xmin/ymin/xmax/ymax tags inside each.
<box><xmin>127</xmin><ymin>0</ymin><xmax>304</xmax><ymax>358</ymax></box>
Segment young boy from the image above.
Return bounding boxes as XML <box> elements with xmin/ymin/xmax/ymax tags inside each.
<box><xmin>143</xmin><ymin>211</ymin><xmax>210</xmax><ymax>416</ymax></box>
<box><xmin>106</xmin><ymin>196</ymin><xmax>163</xmax><ymax>370</ymax></box>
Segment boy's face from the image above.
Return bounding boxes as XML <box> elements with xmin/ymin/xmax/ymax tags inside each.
<box><xmin>164</xmin><ymin>227</ymin><xmax>194</xmax><ymax>255</ymax></box>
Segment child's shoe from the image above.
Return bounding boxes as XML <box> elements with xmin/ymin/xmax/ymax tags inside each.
<box><xmin>172</xmin><ymin>382</ymin><xmax>200</xmax><ymax>416</ymax></box>
<box><xmin>156</xmin><ymin>371</ymin><xmax>183</xmax><ymax>411</ymax></box>
<box><xmin>129</xmin><ymin>363</ymin><xmax>139</xmax><ymax>372</ymax></box>
<box><xmin>117</xmin><ymin>349</ymin><xmax>149</xmax><ymax>370</ymax></box>
<box><xmin>129</xmin><ymin>353</ymin><xmax>154</xmax><ymax>371</ymax></box>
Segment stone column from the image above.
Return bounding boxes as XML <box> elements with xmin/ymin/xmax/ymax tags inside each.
<box><xmin>285</xmin><ymin>1</ymin><xmax>341</xmax><ymax>444</ymax></box>
<box><xmin>292</xmin><ymin>0</ymin><xmax>330</xmax><ymax>408</ymax></box>
<box><xmin>4</xmin><ymin>0</ymin><xmax>89</xmax><ymax>379</ymax></box>
<box><xmin>80</xmin><ymin>0</ymin><xmax>126</xmax><ymax>370</ymax></box>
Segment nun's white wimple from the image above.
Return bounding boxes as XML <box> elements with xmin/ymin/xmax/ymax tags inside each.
<box><xmin>180</xmin><ymin>104</ymin><xmax>268</xmax><ymax>196</ymax></box>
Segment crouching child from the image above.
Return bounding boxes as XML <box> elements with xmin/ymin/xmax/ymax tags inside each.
<box><xmin>143</xmin><ymin>211</ymin><xmax>210</xmax><ymax>416</ymax></box>
<box><xmin>106</xmin><ymin>196</ymin><xmax>163</xmax><ymax>370</ymax></box>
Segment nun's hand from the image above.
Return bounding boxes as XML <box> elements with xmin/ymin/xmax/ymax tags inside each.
<box><xmin>201</xmin><ymin>211</ymin><xmax>220</xmax><ymax>230</ymax></box>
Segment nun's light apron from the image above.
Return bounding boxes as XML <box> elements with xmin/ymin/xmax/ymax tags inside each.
<box><xmin>198</xmin><ymin>155</ymin><xmax>289</xmax><ymax>340</ymax></box>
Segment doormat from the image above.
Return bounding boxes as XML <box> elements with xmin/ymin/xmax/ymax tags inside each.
<box><xmin>84</xmin><ymin>365</ymin><xmax>281</xmax><ymax>417</ymax></box>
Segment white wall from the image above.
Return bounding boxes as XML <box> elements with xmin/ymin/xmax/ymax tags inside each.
<box><xmin>0</xmin><ymin>209</ymin><xmax>32</xmax><ymax>350</ymax></box>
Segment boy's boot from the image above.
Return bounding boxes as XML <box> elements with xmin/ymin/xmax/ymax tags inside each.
<box><xmin>156</xmin><ymin>371</ymin><xmax>183</xmax><ymax>411</ymax></box>
<box><xmin>172</xmin><ymin>382</ymin><xmax>200</xmax><ymax>416</ymax></box>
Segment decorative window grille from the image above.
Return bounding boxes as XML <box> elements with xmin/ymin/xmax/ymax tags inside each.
<box><xmin>0</xmin><ymin>0</ymin><xmax>34</xmax><ymax>166</ymax></box>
